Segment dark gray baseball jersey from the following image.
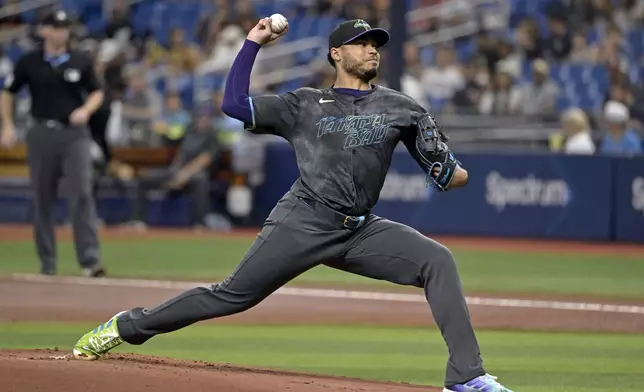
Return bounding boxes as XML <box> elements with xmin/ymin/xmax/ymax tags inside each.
<box><xmin>247</xmin><ymin>85</ymin><xmax>431</xmax><ymax>216</ymax></box>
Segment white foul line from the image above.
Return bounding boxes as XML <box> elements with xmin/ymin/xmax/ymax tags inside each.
<box><xmin>8</xmin><ymin>274</ymin><xmax>644</xmax><ymax>315</ymax></box>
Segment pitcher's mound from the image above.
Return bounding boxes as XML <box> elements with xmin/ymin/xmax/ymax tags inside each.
<box><xmin>1</xmin><ymin>349</ymin><xmax>440</xmax><ymax>392</ymax></box>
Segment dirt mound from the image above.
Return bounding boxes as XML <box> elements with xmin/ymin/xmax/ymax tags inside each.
<box><xmin>1</xmin><ymin>349</ymin><xmax>439</xmax><ymax>392</ymax></box>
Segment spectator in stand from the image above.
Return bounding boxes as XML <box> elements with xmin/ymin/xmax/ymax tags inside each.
<box><xmin>146</xmin><ymin>28</ymin><xmax>201</xmax><ymax>72</ymax></box>
<box><xmin>401</xmin><ymin>41</ymin><xmax>430</xmax><ymax>110</ymax></box>
<box><xmin>605</xmin><ymin>78</ymin><xmax>644</xmax><ymax>125</ymax></box>
<box><xmin>474</xmin><ymin>31</ymin><xmax>501</xmax><ymax>75</ymax></box>
<box><xmin>104</xmin><ymin>0</ymin><xmax>132</xmax><ymax>40</ymax></box>
<box><xmin>544</xmin><ymin>13</ymin><xmax>572</xmax><ymax>61</ymax></box>
<box><xmin>513</xmin><ymin>59</ymin><xmax>560</xmax><ymax>120</ymax></box>
<box><xmin>568</xmin><ymin>31</ymin><xmax>598</xmax><ymax>63</ymax></box>
<box><xmin>599</xmin><ymin>100</ymin><xmax>642</xmax><ymax>155</ymax></box>
<box><xmin>154</xmin><ymin>92</ymin><xmax>191</xmax><ymax>146</ymax></box>
<box><xmin>514</xmin><ymin>18</ymin><xmax>545</xmax><ymax>61</ymax></box>
<box><xmin>550</xmin><ymin>107</ymin><xmax>597</xmax><ymax>155</ymax></box>
<box><xmin>121</xmin><ymin>67</ymin><xmax>163</xmax><ymax>146</ymax></box>
<box><xmin>126</xmin><ymin>104</ymin><xmax>221</xmax><ymax>231</ymax></box>
<box><xmin>450</xmin><ymin>56</ymin><xmax>487</xmax><ymax>114</ymax></box>
<box><xmin>163</xmin><ymin>57</ymin><xmax>193</xmax><ymax>99</ymax></box>
<box><xmin>592</xmin><ymin>23</ymin><xmax>630</xmax><ymax>73</ymax></box>
<box><xmin>494</xmin><ymin>38</ymin><xmax>522</xmax><ymax>79</ymax></box>
<box><xmin>310</xmin><ymin>0</ymin><xmax>353</xmax><ymax>19</ymax></box>
<box><xmin>613</xmin><ymin>0</ymin><xmax>644</xmax><ymax>31</ymax></box>
<box><xmin>421</xmin><ymin>45</ymin><xmax>465</xmax><ymax>108</ymax></box>
<box><xmin>370</xmin><ymin>0</ymin><xmax>390</xmax><ymax>30</ymax></box>
<box><xmin>198</xmin><ymin>24</ymin><xmax>246</xmax><ymax>75</ymax></box>
<box><xmin>478</xmin><ymin>68</ymin><xmax>519</xmax><ymax>116</ymax></box>
<box><xmin>196</xmin><ymin>0</ymin><xmax>230</xmax><ymax>48</ymax></box>
<box><xmin>234</xmin><ymin>0</ymin><xmax>260</xmax><ymax>33</ymax></box>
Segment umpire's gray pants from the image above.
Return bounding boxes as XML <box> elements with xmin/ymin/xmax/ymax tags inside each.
<box><xmin>117</xmin><ymin>191</ymin><xmax>485</xmax><ymax>386</ymax></box>
<box><xmin>26</xmin><ymin>121</ymin><xmax>101</xmax><ymax>274</ymax></box>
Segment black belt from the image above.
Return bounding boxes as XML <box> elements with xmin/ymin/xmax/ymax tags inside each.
<box><xmin>34</xmin><ymin>118</ymin><xmax>70</xmax><ymax>127</ymax></box>
<box><xmin>298</xmin><ymin>197</ymin><xmax>367</xmax><ymax>230</ymax></box>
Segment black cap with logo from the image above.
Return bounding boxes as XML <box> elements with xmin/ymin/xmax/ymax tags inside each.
<box><xmin>327</xmin><ymin>19</ymin><xmax>390</xmax><ymax>65</ymax></box>
<box><xmin>41</xmin><ymin>10</ymin><xmax>73</xmax><ymax>28</ymax></box>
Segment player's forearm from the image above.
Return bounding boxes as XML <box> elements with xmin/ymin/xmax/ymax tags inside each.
<box><xmin>1</xmin><ymin>91</ymin><xmax>15</xmax><ymax>126</ymax></box>
<box><xmin>182</xmin><ymin>153</ymin><xmax>212</xmax><ymax>177</ymax></box>
<box><xmin>82</xmin><ymin>90</ymin><xmax>104</xmax><ymax>115</ymax></box>
<box><xmin>449</xmin><ymin>167</ymin><xmax>468</xmax><ymax>189</ymax></box>
<box><xmin>221</xmin><ymin>39</ymin><xmax>261</xmax><ymax>124</ymax></box>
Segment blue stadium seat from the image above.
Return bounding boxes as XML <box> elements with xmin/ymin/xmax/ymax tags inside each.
<box><xmin>294</xmin><ymin>15</ymin><xmax>316</xmax><ymax>39</ymax></box>
<box><xmin>556</xmin><ymin>94</ymin><xmax>573</xmax><ymax>112</ymax></box>
<box><xmin>454</xmin><ymin>38</ymin><xmax>476</xmax><ymax>63</ymax></box>
<box><xmin>627</xmin><ymin>29</ymin><xmax>644</xmax><ymax>60</ymax></box>
<box><xmin>587</xmin><ymin>28</ymin><xmax>600</xmax><ymax>45</ymax></box>
<box><xmin>5</xmin><ymin>44</ymin><xmax>23</xmax><ymax>63</ymax></box>
<box><xmin>180</xmin><ymin>77</ymin><xmax>195</xmax><ymax>109</ymax></box>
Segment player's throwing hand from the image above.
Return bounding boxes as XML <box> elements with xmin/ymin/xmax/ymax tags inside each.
<box><xmin>247</xmin><ymin>16</ymin><xmax>288</xmax><ymax>46</ymax></box>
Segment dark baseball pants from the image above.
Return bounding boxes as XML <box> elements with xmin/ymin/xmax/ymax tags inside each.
<box><xmin>117</xmin><ymin>192</ymin><xmax>485</xmax><ymax>386</ymax></box>
<box><xmin>26</xmin><ymin>121</ymin><xmax>102</xmax><ymax>274</ymax></box>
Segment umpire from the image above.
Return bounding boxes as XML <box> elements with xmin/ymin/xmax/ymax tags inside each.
<box><xmin>0</xmin><ymin>10</ymin><xmax>106</xmax><ymax>277</ymax></box>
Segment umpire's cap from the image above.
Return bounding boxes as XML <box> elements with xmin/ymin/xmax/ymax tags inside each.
<box><xmin>327</xmin><ymin>19</ymin><xmax>390</xmax><ymax>66</ymax></box>
<box><xmin>41</xmin><ymin>10</ymin><xmax>73</xmax><ymax>28</ymax></box>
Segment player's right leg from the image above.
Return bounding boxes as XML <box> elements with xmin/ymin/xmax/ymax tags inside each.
<box><xmin>26</xmin><ymin>123</ymin><xmax>61</xmax><ymax>275</ymax></box>
<box><xmin>73</xmin><ymin>193</ymin><xmax>349</xmax><ymax>360</ymax></box>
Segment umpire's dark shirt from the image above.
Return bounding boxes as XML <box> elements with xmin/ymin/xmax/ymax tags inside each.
<box><xmin>246</xmin><ymin>86</ymin><xmax>430</xmax><ymax>216</ymax></box>
<box><xmin>3</xmin><ymin>48</ymin><xmax>100</xmax><ymax>122</ymax></box>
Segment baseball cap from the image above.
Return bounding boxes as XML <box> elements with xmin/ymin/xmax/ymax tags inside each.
<box><xmin>604</xmin><ymin>100</ymin><xmax>630</xmax><ymax>123</ymax></box>
<box><xmin>42</xmin><ymin>10</ymin><xmax>73</xmax><ymax>28</ymax></box>
<box><xmin>327</xmin><ymin>19</ymin><xmax>390</xmax><ymax>65</ymax></box>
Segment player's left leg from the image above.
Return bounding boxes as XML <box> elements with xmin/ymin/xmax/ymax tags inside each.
<box><xmin>60</xmin><ymin>125</ymin><xmax>104</xmax><ymax>276</ymax></box>
<box><xmin>326</xmin><ymin>215</ymin><xmax>513</xmax><ymax>392</ymax></box>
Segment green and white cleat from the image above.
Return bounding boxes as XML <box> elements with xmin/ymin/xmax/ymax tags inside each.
<box><xmin>72</xmin><ymin>311</ymin><xmax>127</xmax><ymax>360</ymax></box>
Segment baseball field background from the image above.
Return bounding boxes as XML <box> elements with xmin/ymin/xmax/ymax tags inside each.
<box><xmin>1</xmin><ymin>225</ymin><xmax>643</xmax><ymax>392</ymax></box>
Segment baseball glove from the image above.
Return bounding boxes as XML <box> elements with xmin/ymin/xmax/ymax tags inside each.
<box><xmin>415</xmin><ymin>113</ymin><xmax>461</xmax><ymax>192</ymax></box>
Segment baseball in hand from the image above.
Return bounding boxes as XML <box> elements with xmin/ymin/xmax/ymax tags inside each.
<box><xmin>270</xmin><ymin>13</ymin><xmax>288</xmax><ymax>34</ymax></box>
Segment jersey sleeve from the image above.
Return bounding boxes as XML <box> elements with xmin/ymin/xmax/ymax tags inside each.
<box><xmin>3</xmin><ymin>56</ymin><xmax>29</xmax><ymax>94</ymax></box>
<box><xmin>246</xmin><ymin>91</ymin><xmax>300</xmax><ymax>139</ymax></box>
<box><xmin>80</xmin><ymin>57</ymin><xmax>101</xmax><ymax>93</ymax></box>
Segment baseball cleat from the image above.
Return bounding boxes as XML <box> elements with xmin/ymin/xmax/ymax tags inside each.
<box><xmin>443</xmin><ymin>374</ymin><xmax>514</xmax><ymax>392</ymax></box>
<box><xmin>82</xmin><ymin>265</ymin><xmax>107</xmax><ymax>278</ymax></box>
<box><xmin>72</xmin><ymin>311</ymin><xmax>127</xmax><ymax>360</ymax></box>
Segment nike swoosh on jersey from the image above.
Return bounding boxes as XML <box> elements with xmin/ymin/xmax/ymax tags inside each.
<box><xmin>319</xmin><ymin>98</ymin><xmax>335</xmax><ymax>103</ymax></box>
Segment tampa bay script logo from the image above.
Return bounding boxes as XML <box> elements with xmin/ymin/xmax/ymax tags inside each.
<box><xmin>316</xmin><ymin>114</ymin><xmax>390</xmax><ymax>149</ymax></box>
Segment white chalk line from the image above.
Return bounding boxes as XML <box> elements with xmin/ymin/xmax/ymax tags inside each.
<box><xmin>8</xmin><ymin>273</ymin><xmax>644</xmax><ymax>315</ymax></box>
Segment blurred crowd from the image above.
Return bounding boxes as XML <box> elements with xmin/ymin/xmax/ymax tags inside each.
<box><xmin>0</xmin><ymin>0</ymin><xmax>641</xmax><ymax>158</ymax></box>
<box><xmin>0</xmin><ymin>0</ymin><xmax>642</xmax><ymax>228</ymax></box>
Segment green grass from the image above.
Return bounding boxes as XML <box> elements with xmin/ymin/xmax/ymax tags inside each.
<box><xmin>1</xmin><ymin>322</ymin><xmax>643</xmax><ymax>392</ymax></box>
<box><xmin>2</xmin><ymin>237</ymin><xmax>643</xmax><ymax>299</ymax></box>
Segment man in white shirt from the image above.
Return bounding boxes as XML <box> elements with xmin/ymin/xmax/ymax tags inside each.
<box><xmin>421</xmin><ymin>46</ymin><xmax>465</xmax><ymax>103</ymax></box>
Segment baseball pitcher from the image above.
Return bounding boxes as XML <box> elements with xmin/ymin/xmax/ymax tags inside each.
<box><xmin>72</xmin><ymin>17</ymin><xmax>514</xmax><ymax>392</ymax></box>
